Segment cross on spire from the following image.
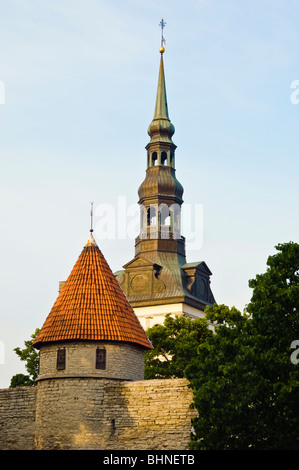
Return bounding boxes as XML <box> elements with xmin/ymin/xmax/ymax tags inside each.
<box><xmin>159</xmin><ymin>17</ymin><xmax>166</xmax><ymax>50</ymax></box>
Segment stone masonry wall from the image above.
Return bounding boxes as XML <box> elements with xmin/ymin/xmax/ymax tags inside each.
<box><xmin>103</xmin><ymin>378</ymin><xmax>196</xmax><ymax>450</ymax></box>
<box><xmin>38</xmin><ymin>341</ymin><xmax>145</xmax><ymax>381</ymax></box>
<box><xmin>34</xmin><ymin>377</ymin><xmax>196</xmax><ymax>450</ymax></box>
<box><xmin>0</xmin><ymin>386</ymin><xmax>37</xmax><ymax>450</ymax></box>
<box><xmin>0</xmin><ymin>378</ymin><xmax>196</xmax><ymax>450</ymax></box>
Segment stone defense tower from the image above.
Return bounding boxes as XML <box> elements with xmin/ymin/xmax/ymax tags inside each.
<box><xmin>115</xmin><ymin>43</ymin><xmax>216</xmax><ymax>330</ymax></box>
<box><xmin>33</xmin><ymin>232</ymin><xmax>152</xmax><ymax>449</ymax></box>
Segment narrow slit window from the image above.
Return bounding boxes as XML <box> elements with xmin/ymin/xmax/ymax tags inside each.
<box><xmin>110</xmin><ymin>419</ymin><xmax>116</xmax><ymax>436</ymax></box>
<box><xmin>56</xmin><ymin>348</ymin><xmax>66</xmax><ymax>370</ymax></box>
<box><xmin>96</xmin><ymin>348</ymin><xmax>106</xmax><ymax>370</ymax></box>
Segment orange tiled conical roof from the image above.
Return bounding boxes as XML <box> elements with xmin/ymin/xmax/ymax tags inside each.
<box><xmin>33</xmin><ymin>233</ymin><xmax>152</xmax><ymax>350</ymax></box>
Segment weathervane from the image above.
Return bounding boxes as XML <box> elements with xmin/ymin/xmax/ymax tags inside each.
<box><xmin>159</xmin><ymin>17</ymin><xmax>166</xmax><ymax>53</ymax></box>
<box><xmin>90</xmin><ymin>201</ymin><xmax>94</xmax><ymax>233</ymax></box>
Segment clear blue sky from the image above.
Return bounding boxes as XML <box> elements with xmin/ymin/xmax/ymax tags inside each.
<box><xmin>0</xmin><ymin>0</ymin><xmax>298</xmax><ymax>388</ymax></box>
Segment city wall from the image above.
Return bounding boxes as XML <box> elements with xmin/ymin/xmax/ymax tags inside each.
<box><xmin>0</xmin><ymin>378</ymin><xmax>196</xmax><ymax>450</ymax></box>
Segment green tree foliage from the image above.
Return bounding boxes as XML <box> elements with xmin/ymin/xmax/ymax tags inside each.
<box><xmin>10</xmin><ymin>329</ymin><xmax>40</xmax><ymax>387</ymax></box>
<box><xmin>185</xmin><ymin>242</ymin><xmax>299</xmax><ymax>450</ymax></box>
<box><xmin>145</xmin><ymin>314</ymin><xmax>212</xmax><ymax>379</ymax></box>
<box><xmin>10</xmin><ymin>373</ymin><xmax>35</xmax><ymax>388</ymax></box>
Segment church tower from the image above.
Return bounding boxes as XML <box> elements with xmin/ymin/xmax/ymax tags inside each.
<box><xmin>115</xmin><ymin>35</ymin><xmax>215</xmax><ymax>330</ymax></box>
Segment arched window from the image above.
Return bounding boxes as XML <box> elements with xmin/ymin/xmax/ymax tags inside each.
<box><xmin>147</xmin><ymin>206</ymin><xmax>157</xmax><ymax>226</ymax></box>
<box><xmin>159</xmin><ymin>204</ymin><xmax>171</xmax><ymax>239</ymax></box>
<box><xmin>161</xmin><ymin>151</ymin><xmax>167</xmax><ymax>165</ymax></box>
<box><xmin>151</xmin><ymin>152</ymin><xmax>158</xmax><ymax>166</ymax></box>
<box><xmin>160</xmin><ymin>204</ymin><xmax>170</xmax><ymax>226</ymax></box>
<box><xmin>170</xmin><ymin>203</ymin><xmax>181</xmax><ymax>238</ymax></box>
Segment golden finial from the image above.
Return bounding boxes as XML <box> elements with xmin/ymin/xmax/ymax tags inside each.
<box><xmin>159</xmin><ymin>18</ymin><xmax>166</xmax><ymax>54</ymax></box>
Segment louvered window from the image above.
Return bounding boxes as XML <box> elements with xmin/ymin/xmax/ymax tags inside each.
<box><xmin>56</xmin><ymin>348</ymin><xmax>66</xmax><ymax>370</ymax></box>
<box><xmin>96</xmin><ymin>348</ymin><xmax>106</xmax><ymax>370</ymax></box>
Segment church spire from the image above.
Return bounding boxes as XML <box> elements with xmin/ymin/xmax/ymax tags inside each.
<box><xmin>146</xmin><ymin>22</ymin><xmax>176</xmax><ymax>168</ymax></box>
<box><xmin>135</xmin><ymin>23</ymin><xmax>184</xmax><ymax>259</ymax></box>
<box><xmin>153</xmin><ymin>53</ymin><xmax>169</xmax><ymax>120</ymax></box>
<box><xmin>153</xmin><ymin>18</ymin><xmax>168</xmax><ymax>120</ymax></box>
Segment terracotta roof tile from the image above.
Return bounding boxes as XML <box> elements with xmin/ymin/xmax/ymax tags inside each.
<box><xmin>33</xmin><ymin>233</ymin><xmax>152</xmax><ymax>350</ymax></box>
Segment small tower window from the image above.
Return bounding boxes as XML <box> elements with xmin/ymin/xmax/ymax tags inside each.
<box><xmin>96</xmin><ymin>348</ymin><xmax>106</xmax><ymax>370</ymax></box>
<box><xmin>56</xmin><ymin>348</ymin><xmax>66</xmax><ymax>370</ymax></box>
<box><xmin>160</xmin><ymin>204</ymin><xmax>171</xmax><ymax>226</ymax></box>
<box><xmin>110</xmin><ymin>419</ymin><xmax>116</xmax><ymax>436</ymax></box>
<box><xmin>151</xmin><ymin>152</ymin><xmax>158</xmax><ymax>166</ymax></box>
<box><xmin>161</xmin><ymin>151</ymin><xmax>167</xmax><ymax>165</ymax></box>
<box><xmin>147</xmin><ymin>206</ymin><xmax>157</xmax><ymax>226</ymax></box>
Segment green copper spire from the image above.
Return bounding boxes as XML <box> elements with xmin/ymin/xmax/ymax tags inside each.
<box><xmin>153</xmin><ymin>53</ymin><xmax>169</xmax><ymax>120</ymax></box>
<box><xmin>147</xmin><ymin>46</ymin><xmax>175</xmax><ymax>149</ymax></box>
